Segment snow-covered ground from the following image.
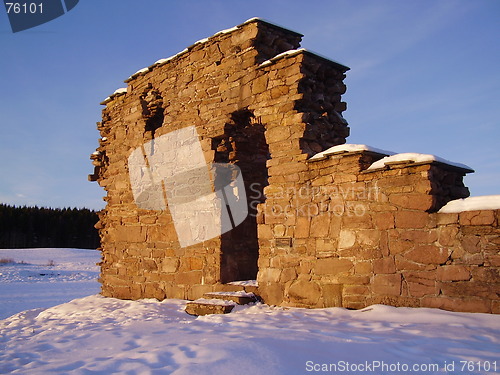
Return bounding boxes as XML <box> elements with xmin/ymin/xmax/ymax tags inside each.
<box><xmin>0</xmin><ymin>248</ymin><xmax>101</xmax><ymax>320</ymax></box>
<box><xmin>1</xmin><ymin>249</ymin><xmax>499</xmax><ymax>374</ymax></box>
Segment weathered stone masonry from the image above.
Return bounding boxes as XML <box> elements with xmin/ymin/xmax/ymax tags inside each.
<box><xmin>91</xmin><ymin>18</ymin><xmax>499</xmax><ymax>313</ymax></box>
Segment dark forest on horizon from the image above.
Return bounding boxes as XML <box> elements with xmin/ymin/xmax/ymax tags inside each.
<box><xmin>0</xmin><ymin>204</ymin><xmax>100</xmax><ymax>249</ymax></box>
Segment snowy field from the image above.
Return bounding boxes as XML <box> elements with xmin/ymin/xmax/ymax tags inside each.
<box><xmin>1</xmin><ymin>249</ymin><xmax>499</xmax><ymax>374</ymax></box>
<box><xmin>0</xmin><ymin>248</ymin><xmax>101</xmax><ymax>320</ymax></box>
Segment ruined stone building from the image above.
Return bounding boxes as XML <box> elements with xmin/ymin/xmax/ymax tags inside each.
<box><xmin>90</xmin><ymin>18</ymin><xmax>499</xmax><ymax>314</ymax></box>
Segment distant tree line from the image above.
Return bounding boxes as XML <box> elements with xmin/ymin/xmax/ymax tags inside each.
<box><xmin>0</xmin><ymin>204</ymin><xmax>100</xmax><ymax>249</ymax></box>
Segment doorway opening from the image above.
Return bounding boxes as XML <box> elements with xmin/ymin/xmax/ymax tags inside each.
<box><xmin>212</xmin><ymin>109</ymin><xmax>270</xmax><ymax>283</ymax></box>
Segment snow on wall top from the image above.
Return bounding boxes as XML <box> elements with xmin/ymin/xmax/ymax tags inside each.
<box><xmin>122</xmin><ymin>17</ymin><xmax>302</xmax><ymax>85</ymax></box>
<box><xmin>367</xmin><ymin>153</ymin><xmax>474</xmax><ymax>172</ymax></box>
<box><xmin>259</xmin><ymin>48</ymin><xmax>349</xmax><ymax>71</ymax></box>
<box><xmin>438</xmin><ymin>195</ymin><xmax>500</xmax><ymax>213</ymax></box>
<box><xmin>101</xmin><ymin>87</ymin><xmax>127</xmax><ymax>105</ymax></box>
<box><xmin>259</xmin><ymin>48</ymin><xmax>306</xmax><ymax>67</ymax></box>
<box><xmin>308</xmin><ymin>144</ymin><xmax>394</xmax><ymax>162</ymax></box>
<box><xmin>103</xmin><ymin>17</ymin><xmax>347</xmax><ymax>106</ymax></box>
<box><xmin>103</xmin><ymin>17</ymin><xmax>345</xmax><ymax>105</ymax></box>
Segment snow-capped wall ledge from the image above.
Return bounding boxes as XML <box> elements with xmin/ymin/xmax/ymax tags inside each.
<box><xmin>259</xmin><ymin>48</ymin><xmax>306</xmax><ymax>68</ymax></box>
<box><xmin>366</xmin><ymin>153</ymin><xmax>474</xmax><ymax>173</ymax></box>
<box><xmin>308</xmin><ymin>144</ymin><xmax>394</xmax><ymax>162</ymax></box>
<box><xmin>123</xmin><ymin>17</ymin><xmax>303</xmax><ymax>84</ymax></box>
<box><xmin>438</xmin><ymin>195</ymin><xmax>500</xmax><ymax>213</ymax></box>
<box><xmin>259</xmin><ymin>48</ymin><xmax>349</xmax><ymax>71</ymax></box>
<box><xmin>100</xmin><ymin>88</ymin><xmax>127</xmax><ymax>105</ymax></box>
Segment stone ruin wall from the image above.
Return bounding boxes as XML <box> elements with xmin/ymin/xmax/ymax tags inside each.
<box><xmin>91</xmin><ymin>19</ymin><xmax>499</xmax><ymax>313</ymax></box>
<box><xmin>258</xmin><ymin>150</ymin><xmax>500</xmax><ymax>314</ymax></box>
<box><xmin>91</xmin><ymin>19</ymin><xmax>350</xmax><ymax>301</ymax></box>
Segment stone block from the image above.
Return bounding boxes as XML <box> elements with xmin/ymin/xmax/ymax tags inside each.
<box><xmin>373</xmin><ymin>257</ymin><xmax>396</xmax><ymax>274</ymax></box>
<box><xmin>341</xmin><ymin>212</ymin><xmax>373</xmax><ymax>229</ymax></box>
<box><xmin>280</xmin><ymin>267</ymin><xmax>297</xmax><ymax>283</ymax></box>
<box><xmin>400</xmin><ymin>230</ymin><xmax>438</xmax><ymax>244</ymax></box>
<box><xmin>460</xmin><ymin>235</ymin><xmax>481</xmax><ymax>253</ymax></box>
<box><xmin>368</xmin><ymin>295</ymin><xmax>420</xmax><ymax>308</ymax></box>
<box><xmin>337</xmin><ymin>275</ymin><xmax>370</xmax><ymax>285</ymax></box>
<box><xmin>259</xmin><ymin>282</ymin><xmax>284</xmax><ymax>306</ymax></box>
<box><xmin>251</xmin><ymin>75</ymin><xmax>269</xmax><ymax>94</ymax></box>
<box><xmin>314</xmin><ymin>258</ymin><xmax>353</xmax><ymax>275</ymax></box>
<box><xmin>460</xmin><ymin>210</ymin><xmax>496</xmax><ymax>226</ymax></box>
<box><xmin>461</xmin><ymin>253</ymin><xmax>485</xmax><ymax>265</ymax></box>
<box><xmin>189</xmin><ymin>257</ymin><xmax>204</xmax><ymax>271</ymax></box>
<box><xmin>407</xmin><ymin>282</ymin><xmax>437</xmax><ymax>297</ymax></box>
<box><xmin>144</xmin><ymin>283</ymin><xmax>166</xmax><ymax>300</ymax></box>
<box><xmin>395</xmin><ymin>211</ymin><xmax>429</xmax><ymax>229</ymax></box>
<box><xmin>439</xmin><ymin>281</ymin><xmax>498</xmax><ymax>299</ymax></box>
<box><xmin>315</xmin><ymin>238</ymin><xmax>336</xmax><ymax>253</ymax></box>
<box><xmin>288</xmin><ymin>279</ymin><xmax>321</xmax><ymax>306</ymax></box>
<box><xmin>187</xmin><ymin>285</ymin><xmax>215</xmax><ymax>300</ymax></box>
<box><xmin>405</xmin><ymin>245</ymin><xmax>449</xmax><ymax>265</ymax></box>
<box><xmin>342</xmin><ymin>295</ymin><xmax>367</xmax><ymax>310</ymax></box>
<box><xmin>311</xmin><ymin>175</ymin><xmax>333</xmax><ymax>186</ymax></box>
<box><xmin>438</xmin><ymin>226</ymin><xmax>458</xmax><ymax>246</ymax></box>
<box><xmin>372</xmin><ymin>274</ymin><xmax>402</xmax><ymax>295</ymax></box>
<box><xmin>437</xmin><ymin>265</ymin><xmax>471</xmax><ymax>281</ymax></box>
<box><xmin>343</xmin><ymin>285</ymin><xmax>369</xmax><ymax>295</ymax></box>
<box><xmin>111</xmin><ymin>286</ymin><xmax>132</xmax><ymax>300</ymax></box>
<box><xmin>258</xmin><ymin>224</ymin><xmax>273</xmax><ymax>239</ymax></box>
<box><xmin>115</xmin><ymin>225</ymin><xmax>146</xmax><ymax>243</ymax></box>
<box><xmin>389</xmin><ymin>194</ymin><xmax>434</xmax><ymax>211</ymax></box>
<box><xmin>356</xmin><ymin>229</ymin><xmax>380</xmax><ymax>246</ymax></box>
<box><xmin>403</xmin><ymin>270</ymin><xmax>437</xmax><ymax>283</ymax></box>
<box><xmin>130</xmin><ymin>284</ymin><xmax>143</xmax><ymax>300</ymax></box>
<box><xmin>321</xmin><ymin>284</ymin><xmax>343</xmax><ymax>307</ymax></box>
<box><xmin>185</xmin><ymin>300</ymin><xmax>236</xmax><ymax>316</ymax></box>
<box><xmin>266</xmin><ymin>125</ymin><xmax>291</xmax><ymax>143</ymax></box>
<box><xmin>338</xmin><ymin>230</ymin><xmax>356</xmax><ymax>249</ymax></box>
<box><xmin>389</xmin><ymin>239</ymin><xmax>413</xmax><ymax>255</ymax></box>
<box><xmin>295</xmin><ymin>216</ymin><xmax>311</xmax><ymax>238</ymax></box>
<box><xmin>354</xmin><ymin>261</ymin><xmax>372</xmax><ymax>275</ymax></box>
<box><xmin>273</xmin><ymin>224</ymin><xmax>286</xmax><ymax>237</ymax></box>
<box><xmin>142</xmin><ymin>259</ymin><xmax>158</xmax><ymax>271</ymax></box>
<box><xmin>310</xmin><ymin>215</ymin><xmax>330</xmax><ymax>237</ymax></box>
<box><xmin>492</xmin><ymin>300</ymin><xmax>500</xmax><ymax>314</ymax></box>
<box><xmin>104</xmin><ymin>274</ymin><xmax>129</xmax><ymax>287</ymax></box>
<box><xmin>486</xmin><ymin>255</ymin><xmax>500</xmax><ymax>267</ymax></box>
<box><xmin>436</xmin><ymin>213</ymin><xmax>458</xmax><ymax>225</ymax></box>
<box><xmin>341</xmin><ymin>246</ymin><xmax>382</xmax><ymax>261</ymax></box>
<box><xmin>471</xmin><ymin>267</ymin><xmax>500</xmax><ymax>283</ymax></box>
<box><xmin>175</xmin><ymin>271</ymin><xmax>202</xmax><ymax>285</ymax></box>
<box><xmin>163</xmin><ymin>284</ymin><xmax>186</xmax><ymax>300</ymax></box>
<box><xmin>146</xmin><ymin>226</ymin><xmax>169</xmax><ymax>242</ymax></box>
<box><xmin>422</xmin><ymin>296</ymin><xmax>491</xmax><ymax>314</ymax></box>
<box><xmin>260</xmin><ymin>268</ymin><xmax>281</xmax><ymax>283</ymax></box>
<box><xmin>373</xmin><ymin>212</ymin><xmax>395</xmax><ymax>230</ymax></box>
<box><xmin>376</xmin><ymin>174</ymin><xmax>422</xmax><ymax>189</ymax></box>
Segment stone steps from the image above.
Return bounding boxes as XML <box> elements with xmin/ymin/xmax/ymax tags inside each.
<box><xmin>185</xmin><ymin>283</ymin><xmax>258</xmax><ymax>316</ymax></box>
<box><xmin>204</xmin><ymin>291</ymin><xmax>258</xmax><ymax>305</ymax></box>
<box><xmin>185</xmin><ymin>298</ymin><xmax>237</xmax><ymax>316</ymax></box>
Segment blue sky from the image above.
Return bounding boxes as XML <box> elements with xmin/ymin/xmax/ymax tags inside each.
<box><xmin>1</xmin><ymin>0</ymin><xmax>499</xmax><ymax>210</ymax></box>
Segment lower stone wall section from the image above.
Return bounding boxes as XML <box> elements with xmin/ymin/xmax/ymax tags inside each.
<box><xmin>361</xmin><ymin>209</ymin><xmax>500</xmax><ymax>313</ymax></box>
<box><xmin>257</xmin><ymin>151</ymin><xmax>500</xmax><ymax>314</ymax></box>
